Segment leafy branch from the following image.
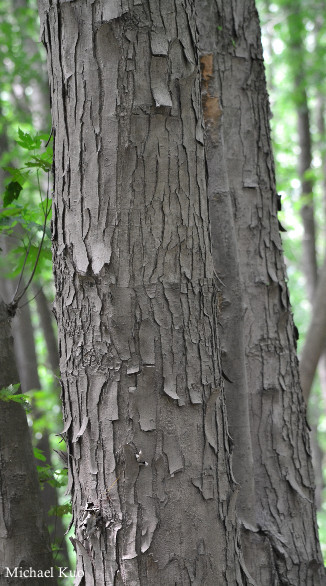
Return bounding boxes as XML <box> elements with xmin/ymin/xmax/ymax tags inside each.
<box><xmin>1</xmin><ymin>128</ymin><xmax>53</xmax><ymax>313</ymax></box>
<box><xmin>0</xmin><ymin>383</ymin><xmax>31</xmax><ymax>411</ymax></box>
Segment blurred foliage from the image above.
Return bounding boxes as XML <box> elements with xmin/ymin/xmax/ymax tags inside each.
<box><xmin>0</xmin><ymin>1</ymin><xmax>74</xmax><ymax>581</ymax></box>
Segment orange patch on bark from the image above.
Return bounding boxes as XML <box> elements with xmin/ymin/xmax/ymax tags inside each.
<box><xmin>200</xmin><ymin>53</ymin><xmax>214</xmax><ymax>81</ymax></box>
<box><xmin>200</xmin><ymin>53</ymin><xmax>221</xmax><ymax>131</ymax></box>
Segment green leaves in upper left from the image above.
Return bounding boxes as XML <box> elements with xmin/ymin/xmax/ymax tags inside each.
<box><xmin>2</xmin><ymin>128</ymin><xmax>52</xmax><ymax>210</ymax></box>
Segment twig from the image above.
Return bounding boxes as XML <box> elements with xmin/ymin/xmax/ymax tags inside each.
<box><xmin>18</xmin><ymin>287</ymin><xmax>42</xmax><ymax>310</ymax></box>
<box><xmin>9</xmin><ymin>186</ymin><xmax>50</xmax><ymax>311</ymax></box>
<box><xmin>45</xmin><ymin>127</ymin><xmax>53</xmax><ymax>148</ymax></box>
<box><xmin>10</xmin><ymin>237</ymin><xmax>33</xmax><ymax>304</ymax></box>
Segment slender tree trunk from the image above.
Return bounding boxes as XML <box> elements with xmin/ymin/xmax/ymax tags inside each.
<box><xmin>286</xmin><ymin>5</ymin><xmax>318</xmax><ymax>302</ymax></box>
<box><xmin>300</xmin><ymin>255</ymin><xmax>326</xmax><ymax>401</ymax></box>
<box><xmin>38</xmin><ymin>1</ymin><xmax>245</xmax><ymax>584</ymax></box>
<box><xmin>196</xmin><ymin>1</ymin><xmax>325</xmax><ymax>584</ymax></box>
<box><xmin>0</xmin><ymin>299</ymin><xmax>56</xmax><ymax>585</ymax></box>
<box><xmin>0</xmin><ymin>109</ymin><xmax>57</xmax><ymax>581</ymax></box>
<box><xmin>317</xmin><ymin>95</ymin><xmax>326</xmax><ymax>246</ymax></box>
<box><xmin>315</xmin><ymin>95</ymin><xmax>326</xmax><ymax>409</ymax></box>
<box><xmin>297</xmin><ymin>87</ymin><xmax>318</xmax><ymax>300</ymax></box>
<box><xmin>0</xmin><ymin>257</ymin><xmax>69</xmax><ymax>565</ymax></box>
<box><xmin>34</xmin><ymin>286</ymin><xmax>59</xmax><ymax>374</ymax></box>
<box><xmin>33</xmin><ymin>284</ymin><xmax>70</xmax><ymax>562</ymax></box>
<box><xmin>288</xmin><ymin>12</ymin><xmax>325</xmax><ymax>507</ymax></box>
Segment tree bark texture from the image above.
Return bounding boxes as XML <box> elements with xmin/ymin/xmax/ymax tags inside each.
<box><xmin>0</xmin><ymin>300</ymin><xmax>56</xmax><ymax>585</ymax></box>
<box><xmin>195</xmin><ymin>1</ymin><xmax>325</xmax><ymax>584</ymax></box>
<box><xmin>38</xmin><ymin>1</ymin><xmax>246</xmax><ymax>584</ymax></box>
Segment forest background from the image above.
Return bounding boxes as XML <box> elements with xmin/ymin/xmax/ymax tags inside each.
<box><xmin>0</xmin><ymin>0</ymin><xmax>326</xmax><ymax>578</ymax></box>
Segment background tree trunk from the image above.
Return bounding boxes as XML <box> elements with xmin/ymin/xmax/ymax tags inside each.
<box><xmin>0</xmin><ymin>299</ymin><xmax>56</xmax><ymax>585</ymax></box>
<box><xmin>0</xmin><ymin>244</ymin><xmax>69</xmax><ymax>564</ymax></box>
<box><xmin>300</xmin><ymin>256</ymin><xmax>326</xmax><ymax>400</ymax></box>
<box><xmin>38</xmin><ymin>1</ymin><xmax>245</xmax><ymax>584</ymax></box>
<box><xmin>34</xmin><ymin>286</ymin><xmax>59</xmax><ymax>375</ymax></box>
<box><xmin>195</xmin><ymin>1</ymin><xmax>325</xmax><ymax>584</ymax></box>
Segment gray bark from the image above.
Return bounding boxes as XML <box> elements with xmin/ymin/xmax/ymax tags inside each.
<box><xmin>0</xmin><ymin>299</ymin><xmax>56</xmax><ymax>585</ymax></box>
<box><xmin>38</xmin><ymin>1</ymin><xmax>244</xmax><ymax>584</ymax></box>
<box><xmin>196</xmin><ymin>1</ymin><xmax>325</xmax><ymax>584</ymax></box>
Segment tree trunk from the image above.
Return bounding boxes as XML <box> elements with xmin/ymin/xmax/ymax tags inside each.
<box><xmin>0</xmin><ymin>256</ymin><xmax>69</xmax><ymax>565</ymax></box>
<box><xmin>195</xmin><ymin>1</ymin><xmax>325</xmax><ymax>584</ymax></box>
<box><xmin>0</xmin><ymin>299</ymin><xmax>56</xmax><ymax>585</ymax></box>
<box><xmin>34</xmin><ymin>285</ymin><xmax>59</xmax><ymax>374</ymax></box>
<box><xmin>317</xmin><ymin>95</ymin><xmax>326</xmax><ymax>246</ymax></box>
<box><xmin>300</xmin><ymin>255</ymin><xmax>326</xmax><ymax>401</ymax></box>
<box><xmin>38</xmin><ymin>1</ymin><xmax>245</xmax><ymax>584</ymax></box>
<box><xmin>297</xmin><ymin>88</ymin><xmax>318</xmax><ymax>301</ymax></box>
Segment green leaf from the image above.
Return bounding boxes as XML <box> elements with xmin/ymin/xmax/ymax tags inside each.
<box><xmin>48</xmin><ymin>502</ymin><xmax>72</xmax><ymax>517</ymax></box>
<box><xmin>37</xmin><ymin>465</ymin><xmax>68</xmax><ymax>488</ymax></box>
<box><xmin>0</xmin><ymin>384</ymin><xmax>31</xmax><ymax>411</ymax></box>
<box><xmin>0</xmin><ymin>383</ymin><xmax>20</xmax><ymax>396</ymax></box>
<box><xmin>0</xmin><ymin>215</ymin><xmax>17</xmax><ymax>229</ymax></box>
<box><xmin>34</xmin><ymin>447</ymin><xmax>47</xmax><ymax>462</ymax></box>
<box><xmin>26</xmin><ymin>156</ymin><xmax>52</xmax><ymax>172</ymax></box>
<box><xmin>3</xmin><ymin>166</ymin><xmax>29</xmax><ymax>185</ymax></box>
<box><xmin>3</xmin><ymin>181</ymin><xmax>23</xmax><ymax>207</ymax></box>
<box><xmin>17</xmin><ymin>128</ymin><xmax>42</xmax><ymax>151</ymax></box>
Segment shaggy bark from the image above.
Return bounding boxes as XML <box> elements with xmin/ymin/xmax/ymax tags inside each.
<box><xmin>0</xmin><ymin>299</ymin><xmax>56</xmax><ymax>585</ymax></box>
<box><xmin>196</xmin><ymin>1</ymin><xmax>325</xmax><ymax>584</ymax></box>
<box><xmin>38</xmin><ymin>1</ymin><xmax>245</xmax><ymax>584</ymax></box>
